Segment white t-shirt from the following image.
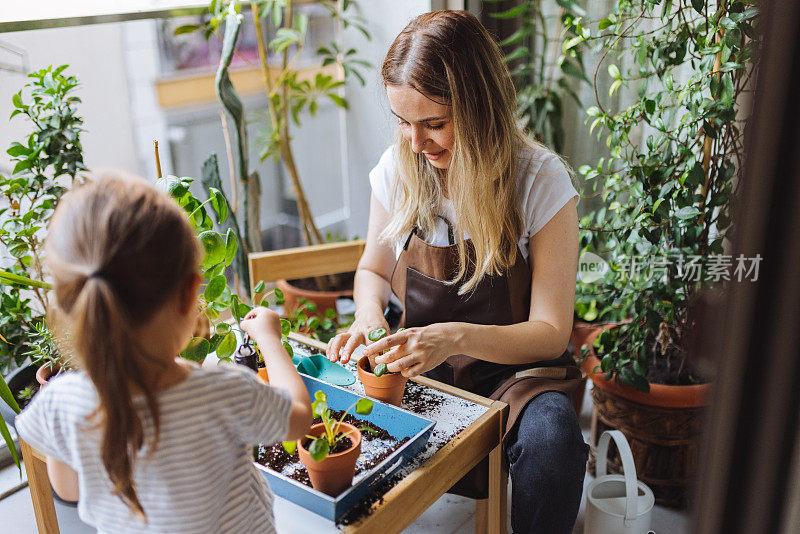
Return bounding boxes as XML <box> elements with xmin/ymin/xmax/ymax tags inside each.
<box><xmin>368</xmin><ymin>144</ymin><xmax>579</xmax><ymax>261</ymax></box>
<box><xmin>15</xmin><ymin>364</ymin><xmax>292</xmax><ymax>534</ymax></box>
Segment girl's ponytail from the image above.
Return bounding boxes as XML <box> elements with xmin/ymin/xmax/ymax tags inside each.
<box><xmin>70</xmin><ymin>273</ymin><xmax>155</xmax><ymax>518</ymax></box>
<box><xmin>45</xmin><ymin>176</ymin><xmax>200</xmax><ymax>520</ymax></box>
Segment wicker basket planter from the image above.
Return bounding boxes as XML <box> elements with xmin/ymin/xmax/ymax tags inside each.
<box><xmin>584</xmin><ymin>350</ymin><xmax>711</xmax><ymax>509</ymax></box>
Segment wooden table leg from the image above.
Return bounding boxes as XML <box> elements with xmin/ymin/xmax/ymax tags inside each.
<box><xmin>20</xmin><ymin>439</ymin><xmax>60</xmax><ymax>534</ymax></box>
<box><xmin>477</xmin><ymin>443</ymin><xmax>508</xmax><ymax>534</ymax></box>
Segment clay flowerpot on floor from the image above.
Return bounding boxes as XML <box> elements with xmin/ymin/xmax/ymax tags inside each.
<box><xmin>276</xmin><ymin>278</ymin><xmax>353</xmax><ymax>316</ymax></box>
<box><xmin>35</xmin><ymin>363</ymin><xmax>60</xmax><ymax>388</ymax></box>
<box><xmin>357</xmin><ymin>355</ymin><xmax>408</xmax><ymax>406</ymax></box>
<box><xmin>298</xmin><ymin>422</ymin><xmax>362</xmax><ymax>496</ymax></box>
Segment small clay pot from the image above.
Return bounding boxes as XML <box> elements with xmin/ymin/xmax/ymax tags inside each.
<box><xmin>257</xmin><ymin>366</ymin><xmax>269</xmax><ymax>383</ymax></box>
<box><xmin>357</xmin><ymin>355</ymin><xmax>408</xmax><ymax>406</ymax></box>
<box><xmin>35</xmin><ymin>363</ymin><xmax>60</xmax><ymax>388</ymax></box>
<box><xmin>298</xmin><ymin>422</ymin><xmax>361</xmax><ymax>496</ymax></box>
<box><xmin>276</xmin><ymin>279</ymin><xmax>352</xmax><ymax>316</ymax></box>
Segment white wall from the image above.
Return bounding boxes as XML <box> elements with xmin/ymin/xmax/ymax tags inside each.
<box><xmin>0</xmin><ymin>23</ymin><xmax>141</xmax><ymax>175</ymax></box>
<box><xmin>341</xmin><ymin>1</ymin><xmax>431</xmax><ymax>239</ymax></box>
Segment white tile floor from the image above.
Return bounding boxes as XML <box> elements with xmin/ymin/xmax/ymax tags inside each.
<box><xmin>0</xmin><ymin>381</ymin><xmax>691</xmax><ymax>533</ymax></box>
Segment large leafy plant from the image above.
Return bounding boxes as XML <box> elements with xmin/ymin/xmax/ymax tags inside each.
<box><xmin>0</xmin><ymin>65</ymin><xmax>84</xmax><ymax>374</ymax></box>
<box><xmin>483</xmin><ymin>0</ymin><xmax>590</xmax><ymax>152</ymax></box>
<box><xmin>574</xmin><ymin>0</ymin><xmax>759</xmax><ymax>390</ymax></box>
<box><xmin>179</xmin><ymin>0</ymin><xmax>371</xmax><ymax>286</ymax></box>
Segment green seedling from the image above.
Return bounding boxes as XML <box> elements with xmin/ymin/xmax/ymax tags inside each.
<box><xmin>367</xmin><ymin>328</ymin><xmax>395</xmax><ymax>376</ymax></box>
<box><xmin>284</xmin><ymin>390</ymin><xmax>374</xmax><ymax>462</ymax></box>
<box><xmin>373</xmin><ymin>363</ymin><xmax>389</xmax><ymax>377</ymax></box>
<box><xmin>367</xmin><ymin>328</ymin><xmax>386</xmax><ymax>342</ymax></box>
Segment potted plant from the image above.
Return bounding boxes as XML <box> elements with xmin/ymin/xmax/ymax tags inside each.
<box><xmin>180</xmin><ymin>0</ymin><xmax>371</xmax><ymax>301</ymax></box>
<box><xmin>570</xmin><ymin>0</ymin><xmax>759</xmax><ymax>507</ymax></box>
<box><xmin>357</xmin><ymin>328</ymin><xmax>408</xmax><ymax>406</ymax></box>
<box><xmin>288</xmin><ymin>390</ymin><xmax>373</xmax><ymax>496</ymax></box>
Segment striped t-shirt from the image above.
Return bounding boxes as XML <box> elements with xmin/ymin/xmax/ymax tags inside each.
<box><xmin>15</xmin><ymin>363</ymin><xmax>292</xmax><ymax>534</ymax></box>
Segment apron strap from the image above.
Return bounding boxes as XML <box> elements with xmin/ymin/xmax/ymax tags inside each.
<box><xmin>402</xmin><ymin>227</ymin><xmax>417</xmax><ymax>251</ymax></box>
<box><xmin>436</xmin><ymin>215</ymin><xmax>456</xmax><ymax>246</ymax></box>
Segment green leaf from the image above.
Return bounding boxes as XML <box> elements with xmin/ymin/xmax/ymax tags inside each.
<box><xmin>11</xmin><ymin>91</ymin><xmax>23</xmax><ymax>109</ymax></box>
<box><xmin>503</xmin><ymin>46</ymin><xmax>529</xmax><ymax>63</ymax></box>
<box><xmin>215</xmin><ymin>322</ymin><xmax>231</xmax><ymax>334</ymax></box>
<box><xmin>6</xmin><ymin>143</ymin><xmax>29</xmax><ymax>157</ymax></box>
<box><xmin>315</xmin><ymin>391</ymin><xmax>327</xmax><ymax>402</ymax></box>
<box><xmin>490</xmin><ymin>4</ymin><xmax>526</xmax><ymax>19</ymax></box>
<box><xmin>199</xmin><ymin>231</ymin><xmax>226</xmax><ymax>267</ymax></box>
<box><xmin>308</xmin><ymin>436</ymin><xmax>329</xmax><ymax>462</ymax></box>
<box><xmin>283</xmin><ymin>341</ymin><xmax>294</xmax><ymax>358</ymax></box>
<box><xmin>608</xmin><ymin>64</ymin><xmax>621</xmax><ymax>80</ymax></box>
<box><xmin>280</xmin><ymin>318</ymin><xmax>291</xmax><ymax>336</ymax></box>
<box><xmin>598</xmin><ymin>18</ymin><xmax>614</xmax><ymax>30</ymax></box>
<box><xmin>217</xmin><ymin>332</ymin><xmax>236</xmax><ymax>358</ymax></box>
<box><xmin>0</xmin><ymin>417</ymin><xmax>20</xmax><ymax>471</ymax></box>
<box><xmin>181</xmin><ymin>337</ymin><xmax>210</xmax><ymax>362</ymax></box>
<box><xmin>0</xmin><ymin>373</ymin><xmax>20</xmax><ymax>414</ymax></box>
<box><xmin>209</xmin><ymin>187</ymin><xmax>228</xmax><ymax>225</ymax></box>
<box><xmin>174</xmin><ymin>24</ymin><xmax>200</xmax><ymax>35</ymax></box>
<box><xmin>313</xmin><ymin>400</ymin><xmax>328</xmax><ymax>417</ymax></box>
<box><xmin>691</xmin><ymin>0</ymin><xmax>704</xmax><ymax>15</ymax></box>
<box><xmin>12</xmin><ymin>159</ymin><xmax>33</xmax><ymax>175</ymax></box>
<box><xmin>326</xmin><ymin>93</ymin><xmax>348</xmax><ymax>109</ymax></box>
<box><xmin>224</xmin><ymin>229</ymin><xmax>238</xmax><ymax>267</ymax></box>
<box><xmin>676</xmin><ymin>206</ymin><xmax>701</xmax><ymax>219</ymax></box>
<box><xmin>274</xmin><ymin>288</ymin><xmax>284</xmax><ymax>304</ymax></box>
<box><xmin>204</xmin><ymin>275</ymin><xmax>227</xmax><ymax>302</ymax></box>
<box><xmin>254</xmin><ymin>280</ymin><xmax>265</xmax><ymax>294</ymax></box>
<box><xmin>325</xmin><ymin>308</ymin><xmax>336</xmax><ymax>319</ymax></box>
<box><xmin>368</xmin><ymin>328</ymin><xmax>386</xmax><ymax>341</ymax></box>
<box><xmin>282</xmin><ymin>440</ymin><xmax>297</xmax><ymax>455</ymax></box>
<box><xmin>355</xmin><ymin>398</ymin><xmax>373</xmax><ymax>415</ymax></box>
<box><xmin>373</xmin><ymin>363</ymin><xmax>388</xmax><ymax>377</ymax></box>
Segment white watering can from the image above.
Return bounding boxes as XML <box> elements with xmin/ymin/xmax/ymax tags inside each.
<box><xmin>584</xmin><ymin>430</ymin><xmax>655</xmax><ymax>534</ymax></box>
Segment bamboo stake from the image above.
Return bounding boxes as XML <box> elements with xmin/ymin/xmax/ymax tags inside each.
<box><xmin>153</xmin><ymin>140</ymin><xmax>162</xmax><ymax>179</ymax></box>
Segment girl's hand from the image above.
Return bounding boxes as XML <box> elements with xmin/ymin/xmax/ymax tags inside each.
<box><xmin>326</xmin><ymin>313</ymin><xmax>390</xmax><ymax>364</ymax></box>
<box><xmin>361</xmin><ymin>323</ymin><xmax>457</xmax><ymax>378</ymax></box>
<box><xmin>241</xmin><ymin>307</ymin><xmax>282</xmax><ymax>341</ymax></box>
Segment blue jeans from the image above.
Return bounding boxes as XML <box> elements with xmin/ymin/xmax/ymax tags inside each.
<box><xmin>506</xmin><ymin>391</ymin><xmax>589</xmax><ymax>534</ymax></box>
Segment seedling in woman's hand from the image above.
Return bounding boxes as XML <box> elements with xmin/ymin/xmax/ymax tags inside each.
<box><xmin>367</xmin><ymin>328</ymin><xmax>395</xmax><ymax>375</ymax></box>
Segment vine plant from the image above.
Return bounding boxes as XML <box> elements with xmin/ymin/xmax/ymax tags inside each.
<box><xmin>573</xmin><ymin>0</ymin><xmax>759</xmax><ymax>390</ymax></box>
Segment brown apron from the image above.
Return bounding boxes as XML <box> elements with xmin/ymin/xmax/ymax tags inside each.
<box><xmin>390</xmin><ymin>225</ymin><xmax>583</xmax><ymax>499</ymax></box>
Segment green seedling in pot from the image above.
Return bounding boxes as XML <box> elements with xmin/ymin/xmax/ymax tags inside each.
<box><xmin>284</xmin><ymin>391</ymin><xmax>374</xmax><ymax>461</ymax></box>
<box><xmin>367</xmin><ymin>328</ymin><xmax>404</xmax><ymax>376</ymax></box>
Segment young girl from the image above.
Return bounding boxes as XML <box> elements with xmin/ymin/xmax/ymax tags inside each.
<box><xmin>15</xmin><ymin>176</ymin><xmax>312</xmax><ymax>533</ymax></box>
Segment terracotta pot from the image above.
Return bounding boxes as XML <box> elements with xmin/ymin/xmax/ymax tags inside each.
<box><xmin>298</xmin><ymin>422</ymin><xmax>362</xmax><ymax>496</ymax></box>
<box><xmin>277</xmin><ymin>279</ymin><xmax>352</xmax><ymax>316</ymax></box>
<box><xmin>35</xmin><ymin>363</ymin><xmax>60</xmax><ymax>388</ymax></box>
<box><xmin>584</xmin><ymin>351</ymin><xmax>710</xmax><ymax>408</ymax></box>
<box><xmin>257</xmin><ymin>366</ymin><xmax>269</xmax><ymax>383</ymax></box>
<box><xmin>357</xmin><ymin>355</ymin><xmax>408</xmax><ymax>406</ymax></box>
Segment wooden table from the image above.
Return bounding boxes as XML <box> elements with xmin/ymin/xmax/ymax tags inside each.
<box><xmin>337</xmin><ymin>374</ymin><xmax>508</xmax><ymax>534</ymax></box>
<box><xmin>23</xmin><ymin>334</ymin><xmax>510</xmax><ymax>534</ymax></box>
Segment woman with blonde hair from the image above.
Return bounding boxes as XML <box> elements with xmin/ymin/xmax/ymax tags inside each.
<box><xmin>328</xmin><ymin>10</ymin><xmax>587</xmax><ymax>533</ymax></box>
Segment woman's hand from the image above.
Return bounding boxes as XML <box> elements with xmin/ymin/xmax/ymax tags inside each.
<box><xmin>326</xmin><ymin>312</ymin><xmax>390</xmax><ymax>364</ymax></box>
<box><xmin>361</xmin><ymin>323</ymin><xmax>459</xmax><ymax>378</ymax></box>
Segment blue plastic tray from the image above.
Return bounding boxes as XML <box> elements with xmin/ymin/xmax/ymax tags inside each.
<box><xmin>254</xmin><ymin>374</ymin><xmax>435</xmax><ymax>521</ymax></box>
